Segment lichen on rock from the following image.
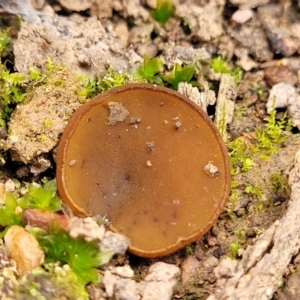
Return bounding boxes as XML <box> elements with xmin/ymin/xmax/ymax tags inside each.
<box><xmin>6</xmin><ymin>68</ymin><xmax>86</xmax><ymax>174</ymax></box>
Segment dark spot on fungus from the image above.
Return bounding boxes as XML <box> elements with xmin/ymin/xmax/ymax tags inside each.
<box><xmin>56</xmin><ymin>84</ymin><xmax>230</xmax><ymax>258</ymax></box>
<box><xmin>124</xmin><ymin>173</ymin><xmax>131</xmax><ymax>181</ymax></box>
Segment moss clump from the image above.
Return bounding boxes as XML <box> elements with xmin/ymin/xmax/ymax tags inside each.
<box><xmin>1</xmin><ymin>264</ymin><xmax>89</xmax><ymax>300</ymax></box>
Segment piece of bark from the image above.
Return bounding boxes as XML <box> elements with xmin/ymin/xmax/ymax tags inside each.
<box><xmin>208</xmin><ymin>150</ymin><xmax>300</xmax><ymax>300</ymax></box>
<box><xmin>214</xmin><ymin>74</ymin><xmax>237</xmax><ymax>141</ymax></box>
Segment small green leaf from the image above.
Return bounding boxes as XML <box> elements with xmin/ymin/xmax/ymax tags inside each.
<box><xmin>19</xmin><ymin>179</ymin><xmax>62</xmax><ymax>212</ymax></box>
<box><xmin>150</xmin><ymin>0</ymin><xmax>174</xmax><ymax>25</ymax></box>
<box><xmin>137</xmin><ymin>55</ymin><xmax>163</xmax><ymax>84</ymax></box>
<box><xmin>0</xmin><ymin>192</ymin><xmax>22</xmax><ymax>228</ymax></box>
<box><xmin>161</xmin><ymin>63</ymin><xmax>195</xmax><ymax>89</ymax></box>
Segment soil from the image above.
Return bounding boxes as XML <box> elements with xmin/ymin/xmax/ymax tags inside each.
<box><xmin>1</xmin><ymin>0</ymin><xmax>300</xmax><ymax>299</ymax></box>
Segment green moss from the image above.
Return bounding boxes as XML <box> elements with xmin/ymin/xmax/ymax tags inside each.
<box><xmin>4</xmin><ymin>265</ymin><xmax>90</xmax><ymax>299</ymax></box>
<box><xmin>0</xmin><ymin>180</ymin><xmax>62</xmax><ymax>236</ymax></box>
<box><xmin>270</xmin><ymin>172</ymin><xmax>289</xmax><ymax>195</ymax></box>
<box><xmin>150</xmin><ymin>0</ymin><xmax>174</xmax><ymax>25</ymax></box>
<box><xmin>210</xmin><ymin>56</ymin><xmax>243</xmax><ymax>84</ymax></box>
<box><xmin>136</xmin><ymin>55</ymin><xmax>163</xmax><ymax>84</ymax></box>
<box><xmin>35</xmin><ymin>224</ymin><xmax>113</xmax><ymax>285</ymax></box>
<box><xmin>229</xmin><ymin>242</ymin><xmax>240</xmax><ymax>258</ymax></box>
<box><xmin>161</xmin><ymin>62</ymin><xmax>196</xmax><ymax>89</ymax></box>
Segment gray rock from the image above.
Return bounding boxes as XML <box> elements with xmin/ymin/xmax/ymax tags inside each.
<box><xmin>13</xmin><ymin>14</ymin><xmax>142</xmax><ymax>77</ymax></box>
<box><xmin>208</xmin><ymin>150</ymin><xmax>300</xmax><ymax>299</ymax></box>
<box><xmin>266</xmin><ymin>83</ymin><xmax>296</xmax><ymax>113</ymax></box>
<box><xmin>141</xmin><ymin>262</ymin><xmax>180</xmax><ymax>300</ymax></box>
<box><xmin>57</xmin><ymin>0</ymin><xmax>93</xmax><ymax>11</ymax></box>
<box><xmin>100</xmin><ymin>231</ymin><xmax>129</xmax><ymax>255</ymax></box>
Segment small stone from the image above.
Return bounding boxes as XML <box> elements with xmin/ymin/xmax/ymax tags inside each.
<box><xmin>141</xmin><ymin>262</ymin><xmax>180</xmax><ymax>300</ymax></box>
<box><xmin>202</xmin><ymin>256</ymin><xmax>219</xmax><ymax>269</ymax></box>
<box><xmin>246</xmin><ymin>228</ymin><xmax>256</xmax><ymax>238</ymax></box>
<box><xmin>22</xmin><ymin>208</ymin><xmax>70</xmax><ymax>231</ymax></box>
<box><xmin>57</xmin><ymin>0</ymin><xmax>93</xmax><ymax>11</ymax></box>
<box><xmin>204</xmin><ymin>162</ymin><xmax>220</xmax><ymax>177</ymax></box>
<box><xmin>266</xmin><ymin>82</ymin><xmax>296</xmax><ymax>113</ymax></box>
<box><xmin>207</xmin><ymin>236</ymin><xmax>218</xmax><ymax>247</ymax></box>
<box><xmin>181</xmin><ymin>255</ymin><xmax>201</xmax><ymax>285</ymax></box>
<box><xmin>68</xmin><ymin>216</ymin><xmax>105</xmax><ymax>242</ymax></box>
<box><xmin>264</xmin><ymin>65</ymin><xmax>297</xmax><ymax>86</ymax></box>
<box><xmin>4</xmin><ymin>225</ymin><xmax>44</xmax><ymax>277</ymax></box>
<box><xmin>174</xmin><ymin>121</ymin><xmax>181</xmax><ymax>130</ymax></box>
<box><xmin>0</xmin><ymin>183</ymin><xmax>5</xmax><ymax>202</ymax></box>
<box><xmin>114</xmin><ymin>278</ymin><xmax>139</xmax><ymax>300</ymax></box>
<box><xmin>146</xmin><ymin>142</ymin><xmax>155</xmax><ymax>152</ymax></box>
<box><xmin>231</xmin><ymin>8</ymin><xmax>254</xmax><ymax>24</ymax></box>
<box><xmin>111</xmin><ymin>265</ymin><xmax>134</xmax><ymax>278</ymax></box>
<box><xmin>100</xmin><ymin>231</ymin><xmax>128</xmax><ymax>255</ymax></box>
<box><xmin>102</xmin><ymin>270</ymin><xmax>117</xmax><ymax>298</ymax></box>
<box><xmin>287</xmin><ymin>94</ymin><xmax>300</xmax><ymax>130</ymax></box>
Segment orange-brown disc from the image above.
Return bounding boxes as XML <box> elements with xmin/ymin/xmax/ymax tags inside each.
<box><xmin>56</xmin><ymin>84</ymin><xmax>230</xmax><ymax>257</ymax></box>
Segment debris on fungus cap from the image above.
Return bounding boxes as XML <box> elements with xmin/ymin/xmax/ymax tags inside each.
<box><xmin>56</xmin><ymin>84</ymin><xmax>230</xmax><ymax>258</ymax></box>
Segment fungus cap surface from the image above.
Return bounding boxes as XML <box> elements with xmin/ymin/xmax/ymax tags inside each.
<box><xmin>56</xmin><ymin>84</ymin><xmax>230</xmax><ymax>257</ymax></box>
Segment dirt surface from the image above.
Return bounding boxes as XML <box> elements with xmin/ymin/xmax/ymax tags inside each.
<box><xmin>1</xmin><ymin>0</ymin><xmax>300</xmax><ymax>299</ymax></box>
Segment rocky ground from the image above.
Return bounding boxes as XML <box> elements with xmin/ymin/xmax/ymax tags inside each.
<box><xmin>1</xmin><ymin>0</ymin><xmax>300</xmax><ymax>299</ymax></box>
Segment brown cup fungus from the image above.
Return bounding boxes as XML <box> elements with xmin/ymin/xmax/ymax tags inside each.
<box><xmin>56</xmin><ymin>84</ymin><xmax>230</xmax><ymax>258</ymax></box>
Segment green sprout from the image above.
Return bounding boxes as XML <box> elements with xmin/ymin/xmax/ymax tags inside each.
<box><xmin>0</xmin><ymin>191</ymin><xmax>23</xmax><ymax>229</ymax></box>
<box><xmin>150</xmin><ymin>0</ymin><xmax>174</xmax><ymax>25</ymax></box>
<box><xmin>228</xmin><ymin>137</ymin><xmax>254</xmax><ymax>175</ymax></box>
<box><xmin>19</xmin><ymin>180</ymin><xmax>62</xmax><ymax>212</ymax></box>
<box><xmin>0</xmin><ymin>180</ymin><xmax>62</xmax><ymax>236</ymax></box>
<box><xmin>253</xmin><ymin>109</ymin><xmax>292</xmax><ymax>158</ymax></box>
<box><xmin>161</xmin><ymin>62</ymin><xmax>195</xmax><ymax>89</ymax></box>
<box><xmin>137</xmin><ymin>55</ymin><xmax>163</xmax><ymax>84</ymax></box>
<box><xmin>29</xmin><ymin>67</ymin><xmax>42</xmax><ymax>82</ymax></box>
<box><xmin>36</xmin><ymin>224</ymin><xmax>113</xmax><ymax>285</ymax></box>
<box><xmin>2</xmin><ymin>264</ymin><xmax>90</xmax><ymax>299</ymax></box>
<box><xmin>0</xmin><ymin>29</ymin><xmax>11</xmax><ymax>57</ymax></box>
<box><xmin>210</xmin><ymin>56</ymin><xmax>243</xmax><ymax>83</ymax></box>
<box><xmin>270</xmin><ymin>172</ymin><xmax>289</xmax><ymax>195</ymax></box>
<box><xmin>0</xmin><ymin>67</ymin><xmax>26</xmax><ymax>126</ymax></box>
<box><xmin>229</xmin><ymin>242</ymin><xmax>240</xmax><ymax>258</ymax></box>
<box><xmin>244</xmin><ymin>184</ymin><xmax>263</xmax><ymax>198</ymax></box>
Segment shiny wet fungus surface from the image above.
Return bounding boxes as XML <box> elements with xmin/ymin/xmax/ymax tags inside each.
<box><xmin>57</xmin><ymin>84</ymin><xmax>230</xmax><ymax>257</ymax></box>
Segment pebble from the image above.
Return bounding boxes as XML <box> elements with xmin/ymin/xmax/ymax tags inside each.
<box><xmin>141</xmin><ymin>262</ymin><xmax>180</xmax><ymax>300</ymax></box>
<box><xmin>266</xmin><ymin>82</ymin><xmax>296</xmax><ymax>113</ymax></box>
<box><xmin>231</xmin><ymin>8</ymin><xmax>253</xmax><ymax>24</ymax></box>
<box><xmin>264</xmin><ymin>65</ymin><xmax>297</xmax><ymax>86</ymax></box>
<box><xmin>68</xmin><ymin>216</ymin><xmax>105</xmax><ymax>242</ymax></box>
<box><xmin>287</xmin><ymin>94</ymin><xmax>300</xmax><ymax>130</ymax></box>
<box><xmin>202</xmin><ymin>256</ymin><xmax>219</xmax><ymax>269</ymax></box>
<box><xmin>114</xmin><ymin>278</ymin><xmax>139</xmax><ymax>300</ymax></box>
<box><xmin>4</xmin><ymin>225</ymin><xmax>44</xmax><ymax>276</ymax></box>
<box><xmin>22</xmin><ymin>208</ymin><xmax>70</xmax><ymax>231</ymax></box>
<box><xmin>181</xmin><ymin>255</ymin><xmax>201</xmax><ymax>285</ymax></box>
<box><xmin>100</xmin><ymin>231</ymin><xmax>129</xmax><ymax>255</ymax></box>
<box><xmin>110</xmin><ymin>265</ymin><xmax>134</xmax><ymax>278</ymax></box>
